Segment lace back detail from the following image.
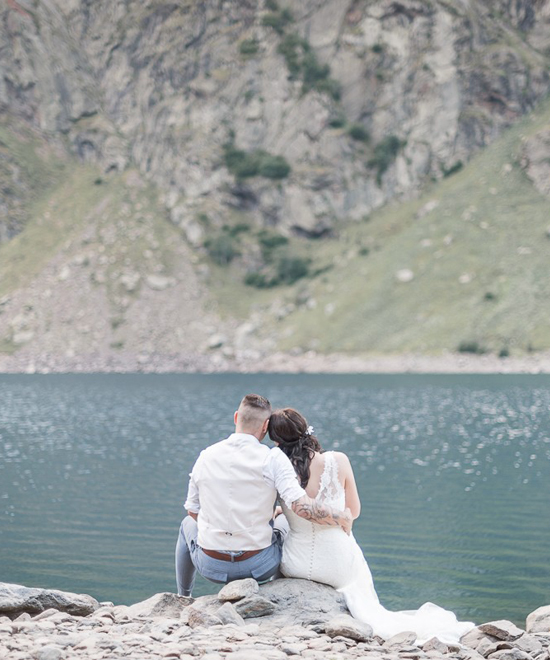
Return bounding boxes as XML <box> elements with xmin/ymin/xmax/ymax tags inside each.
<box><xmin>316</xmin><ymin>452</ymin><xmax>345</xmax><ymax>507</ymax></box>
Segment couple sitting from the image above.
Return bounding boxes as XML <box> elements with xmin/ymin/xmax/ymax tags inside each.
<box><xmin>175</xmin><ymin>393</ymin><xmax>475</xmax><ymax>643</ymax></box>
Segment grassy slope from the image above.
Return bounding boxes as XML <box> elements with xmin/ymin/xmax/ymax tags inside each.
<box><xmin>209</xmin><ymin>97</ymin><xmax>550</xmax><ymax>356</ymax></box>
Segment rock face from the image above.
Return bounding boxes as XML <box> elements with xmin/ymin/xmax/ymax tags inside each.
<box><xmin>1</xmin><ymin>0</ymin><xmax>550</xmax><ymax>243</ymax></box>
<box><xmin>0</xmin><ymin>582</ymin><xmax>99</xmax><ymax>619</ymax></box>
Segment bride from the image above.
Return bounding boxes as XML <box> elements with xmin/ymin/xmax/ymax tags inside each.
<box><xmin>268</xmin><ymin>407</ymin><xmax>475</xmax><ymax>645</ymax></box>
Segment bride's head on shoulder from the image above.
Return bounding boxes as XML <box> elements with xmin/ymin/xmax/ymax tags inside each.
<box><xmin>268</xmin><ymin>408</ymin><xmax>322</xmax><ymax>486</ymax></box>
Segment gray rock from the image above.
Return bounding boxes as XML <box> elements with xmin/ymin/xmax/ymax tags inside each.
<box><xmin>216</xmin><ymin>602</ymin><xmax>245</xmax><ymax>627</ymax></box>
<box><xmin>422</xmin><ymin>637</ymin><xmax>449</xmax><ymax>654</ymax></box>
<box><xmin>218</xmin><ymin>579</ymin><xmax>259</xmax><ymax>603</ymax></box>
<box><xmin>34</xmin><ymin>645</ymin><xmax>64</xmax><ymax>660</ymax></box>
<box><xmin>385</xmin><ymin>630</ymin><xmax>418</xmax><ymax>646</ymax></box>
<box><xmin>0</xmin><ymin>582</ymin><xmax>99</xmax><ymax>618</ymax></box>
<box><xmin>526</xmin><ymin>605</ymin><xmax>550</xmax><ymax>633</ymax></box>
<box><xmin>477</xmin><ymin>639</ymin><xmax>514</xmax><ymax>658</ymax></box>
<box><xmin>125</xmin><ymin>592</ymin><xmax>192</xmax><ymax>619</ymax></box>
<box><xmin>478</xmin><ymin>621</ymin><xmax>525</xmax><ymax>642</ymax></box>
<box><xmin>514</xmin><ymin>633</ymin><xmax>544</xmax><ymax>655</ymax></box>
<box><xmin>234</xmin><ymin>596</ymin><xmax>276</xmax><ymax>619</ymax></box>
<box><xmin>461</xmin><ymin>627</ymin><xmax>499</xmax><ymax>650</ymax></box>
<box><xmin>187</xmin><ymin>605</ymin><xmax>223</xmax><ymax>628</ymax></box>
<box><xmin>325</xmin><ymin>614</ymin><xmax>373</xmax><ymax>642</ymax></box>
<box><xmin>258</xmin><ymin>578</ymin><xmax>347</xmax><ymax>627</ymax></box>
<box><xmin>487</xmin><ymin>650</ymin><xmax>532</xmax><ymax>660</ymax></box>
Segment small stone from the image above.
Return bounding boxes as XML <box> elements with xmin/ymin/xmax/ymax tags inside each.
<box><xmin>187</xmin><ymin>605</ymin><xmax>222</xmax><ymax>628</ymax></box>
<box><xmin>477</xmin><ymin>638</ymin><xmax>513</xmax><ymax>657</ymax></box>
<box><xmin>217</xmin><ymin>602</ymin><xmax>245</xmax><ymax>626</ymax></box>
<box><xmin>461</xmin><ymin>627</ymin><xmax>499</xmax><ymax>650</ymax></box>
<box><xmin>218</xmin><ymin>579</ymin><xmax>259</xmax><ymax>603</ymax></box>
<box><xmin>526</xmin><ymin>605</ymin><xmax>550</xmax><ymax>633</ymax></box>
<box><xmin>514</xmin><ymin>633</ymin><xmax>544</xmax><ymax>655</ymax></box>
<box><xmin>325</xmin><ymin>614</ymin><xmax>373</xmax><ymax>642</ymax></box>
<box><xmin>396</xmin><ymin>269</ymin><xmax>414</xmax><ymax>283</ymax></box>
<box><xmin>478</xmin><ymin>621</ymin><xmax>525</xmax><ymax>641</ymax></box>
<box><xmin>35</xmin><ymin>645</ymin><xmax>63</xmax><ymax>660</ymax></box>
<box><xmin>280</xmin><ymin>642</ymin><xmax>308</xmax><ymax>655</ymax></box>
<box><xmin>487</xmin><ymin>650</ymin><xmax>531</xmax><ymax>660</ymax></box>
<box><xmin>58</xmin><ymin>266</ymin><xmax>71</xmax><ymax>282</ymax></box>
<box><xmin>235</xmin><ymin>596</ymin><xmax>275</xmax><ymax>619</ymax></box>
<box><xmin>422</xmin><ymin>637</ymin><xmax>449</xmax><ymax>654</ymax></box>
<box><xmin>119</xmin><ymin>272</ymin><xmax>141</xmax><ymax>292</ymax></box>
<box><xmin>385</xmin><ymin>631</ymin><xmax>418</xmax><ymax>646</ymax></box>
<box><xmin>146</xmin><ymin>274</ymin><xmax>176</xmax><ymax>291</ymax></box>
<box><xmin>207</xmin><ymin>333</ymin><xmax>227</xmax><ymax>350</ymax></box>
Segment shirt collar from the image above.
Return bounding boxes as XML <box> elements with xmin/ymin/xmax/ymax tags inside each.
<box><xmin>228</xmin><ymin>432</ymin><xmax>260</xmax><ymax>444</ymax></box>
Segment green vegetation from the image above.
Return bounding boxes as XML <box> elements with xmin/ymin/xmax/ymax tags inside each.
<box><xmin>262</xmin><ymin>4</ymin><xmax>294</xmax><ymax>35</ymax></box>
<box><xmin>457</xmin><ymin>340</ymin><xmax>487</xmax><ymax>354</ymax></box>
<box><xmin>245</xmin><ymin>254</ymin><xmax>310</xmax><ymax>288</ymax></box>
<box><xmin>244</xmin><ymin>229</ymin><xmax>309</xmax><ymax>288</ymax></box>
<box><xmin>369</xmin><ymin>135</ymin><xmax>404</xmax><ymax>184</ymax></box>
<box><xmin>204</xmin><ymin>230</ymin><xmax>240</xmax><ymax>266</ymax></box>
<box><xmin>239</xmin><ymin>38</ymin><xmax>260</xmax><ymax>56</ymax></box>
<box><xmin>277</xmin><ymin>33</ymin><xmax>341</xmax><ymax>100</ymax></box>
<box><xmin>223</xmin><ymin>142</ymin><xmax>291</xmax><ymax>180</ymax></box>
<box><xmin>348</xmin><ymin>124</ymin><xmax>370</xmax><ymax>142</ymax></box>
<box><xmin>443</xmin><ymin>161</ymin><xmax>464</xmax><ymax>178</ymax></box>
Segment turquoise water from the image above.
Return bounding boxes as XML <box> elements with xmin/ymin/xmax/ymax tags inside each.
<box><xmin>0</xmin><ymin>373</ymin><xmax>549</xmax><ymax>626</ymax></box>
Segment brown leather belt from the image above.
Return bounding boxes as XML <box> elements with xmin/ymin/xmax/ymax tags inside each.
<box><xmin>200</xmin><ymin>548</ymin><xmax>263</xmax><ymax>562</ymax></box>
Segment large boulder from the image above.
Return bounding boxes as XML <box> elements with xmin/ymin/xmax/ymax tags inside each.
<box><xmin>125</xmin><ymin>592</ymin><xmax>192</xmax><ymax>619</ymax></box>
<box><xmin>526</xmin><ymin>604</ymin><xmax>550</xmax><ymax>633</ymax></box>
<box><xmin>258</xmin><ymin>578</ymin><xmax>348</xmax><ymax>626</ymax></box>
<box><xmin>0</xmin><ymin>583</ymin><xmax>99</xmax><ymax>619</ymax></box>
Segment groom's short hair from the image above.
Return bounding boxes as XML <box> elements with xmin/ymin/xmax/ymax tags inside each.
<box><xmin>238</xmin><ymin>393</ymin><xmax>272</xmax><ymax>429</ymax></box>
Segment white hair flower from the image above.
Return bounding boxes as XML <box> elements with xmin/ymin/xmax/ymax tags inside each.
<box><xmin>305</xmin><ymin>425</ymin><xmax>314</xmax><ymax>436</ymax></box>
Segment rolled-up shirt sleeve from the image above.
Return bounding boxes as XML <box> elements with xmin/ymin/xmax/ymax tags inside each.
<box><xmin>263</xmin><ymin>447</ymin><xmax>306</xmax><ymax>507</ymax></box>
<box><xmin>184</xmin><ymin>455</ymin><xmax>202</xmax><ymax>513</ymax></box>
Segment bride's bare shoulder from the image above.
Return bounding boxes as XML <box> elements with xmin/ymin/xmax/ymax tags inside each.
<box><xmin>331</xmin><ymin>451</ymin><xmax>354</xmax><ymax>474</ymax></box>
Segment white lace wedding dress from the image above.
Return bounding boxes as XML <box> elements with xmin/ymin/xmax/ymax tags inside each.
<box><xmin>280</xmin><ymin>452</ymin><xmax>475</xmax><ymax>644</ymax></box>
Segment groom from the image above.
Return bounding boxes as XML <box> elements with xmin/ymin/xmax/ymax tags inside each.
<box><xmin>175</xmin><ymin>393</ymin><xmax>351</xmax><ymax>596</ymax></box>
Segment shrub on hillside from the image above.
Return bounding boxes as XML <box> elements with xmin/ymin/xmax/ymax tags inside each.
<box><xmin>223</xmin><ymin>143</ymin><xmax>291</xmax><ymax>180</ymax></box>
<box><xmin>348</xmin><ymin>124</ymin><xmax>370</xmax><ymax>142</ymax></box>
<box><xmin>457</xmin><ymin>340</ymin><xmax>487</xmax><ymax>355</ymax></box>
<box><xmin>204</xmin><ymin>232</ymin><xmax>239</xmax><ymax>266</ymax></box>
<box><xmin>239</xmin><ymin>39</ymin><xmax>260</xmax><ymax>56</ymax></box>
<box><xmin>369</xmin><ymin>135</ymin><xmax>404</xmax><ymax>184</ymax></box>
<box><xmin>276</xmin><ymin>255</ymin><xmax>310</xmax><ymax>284</ymax></box>
<box><xmin>258</xmin><ymin>154</ymin><xmax>291</xmax><ymax>179</ymax></box>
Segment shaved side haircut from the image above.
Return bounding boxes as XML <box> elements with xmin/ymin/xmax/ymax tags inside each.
<box><xmin>238</xmin><ymin>393</ymin><xmax>272</xmax><ymax>430</ymax></box>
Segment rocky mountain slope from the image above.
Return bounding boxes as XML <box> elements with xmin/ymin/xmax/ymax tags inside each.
<box><xmin>1</xmin><ymin>0</ymin><xmax>550</xmax><ymax>370</ymax></box>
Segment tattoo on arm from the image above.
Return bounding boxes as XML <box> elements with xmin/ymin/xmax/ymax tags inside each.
<box><xmin>292</xmin><ymin>496</ymin><xmax>342</xmax><ymax>526</ymax></box>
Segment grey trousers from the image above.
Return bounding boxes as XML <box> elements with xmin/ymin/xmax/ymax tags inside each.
<box><xmin>175</xmin><ymin>515</ymin><xmax>289</xmax><ymax>597</ymax></box>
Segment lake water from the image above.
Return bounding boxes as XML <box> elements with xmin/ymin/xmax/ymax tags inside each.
<box><xmin>0</xmin><ymin>373</ymin><xmax>549</xmax><ymax>627</ymax></box>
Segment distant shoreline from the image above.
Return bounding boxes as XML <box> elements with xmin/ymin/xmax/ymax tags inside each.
<box><xmin>2</xmin><ymin>350</ymin><xmax>550</xmax><ymax>374</ymax></box>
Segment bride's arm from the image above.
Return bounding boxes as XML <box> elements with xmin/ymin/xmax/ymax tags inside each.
<box><xmin>337</xmin><ymin>452</ymin><xmax>361</xmax><ymax>519</ymax></box>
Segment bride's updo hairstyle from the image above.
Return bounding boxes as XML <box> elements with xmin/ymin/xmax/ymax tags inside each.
<box><xmin>268</xmin><ymin>408</ymin><xmax>322</xmax><ymax>488</ymax></box>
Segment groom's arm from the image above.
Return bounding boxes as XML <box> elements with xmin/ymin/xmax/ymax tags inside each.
<box><xmin>292</xmin><ymin>496</ymin><xmax>353</xmax><ymax>534</ymax></box>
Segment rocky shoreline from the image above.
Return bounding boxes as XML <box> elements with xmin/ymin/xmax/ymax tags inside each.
<box><xmin>2</xmin><ymin>351</ymin><xmax>550</xmax><ymax>375</ymax></box>
<box><xmin>1</xmin><ymin>580</ymin><xmax>549</xmax><ymax>660</ymax></box>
